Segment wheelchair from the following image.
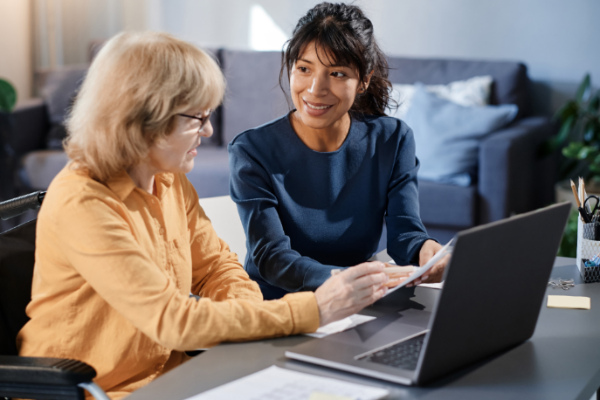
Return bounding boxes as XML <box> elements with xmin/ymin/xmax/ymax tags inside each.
<box><xmin>0</xmin><ymin>191</ymin><xmax>109</xmax><ymax>400</ymax></box>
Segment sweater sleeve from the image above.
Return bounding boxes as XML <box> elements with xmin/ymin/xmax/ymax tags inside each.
<box><xmin>228</xmin><ymin>140</ymin><xmax>339</xmax><ymax>292</ymax></box>
<box><xmin>49</xmin><ymin>184</ymin><xmax>319</xmax><ymax>351</ymax></box>
<box><xmin>179</xmin><ymin>175</ymin><xmax>264</xmax><ymax>302</ymax></box>
<box><xmin>385</xmin><ymin>123</ymin><xmax>433</xmax><ymax>265</ymax></box>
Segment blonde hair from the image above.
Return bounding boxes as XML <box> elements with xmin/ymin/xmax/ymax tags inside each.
<box><xmin>65</xmin><ymin>31</ymin><xmax>225</xmax><ymax>182</ymax></box>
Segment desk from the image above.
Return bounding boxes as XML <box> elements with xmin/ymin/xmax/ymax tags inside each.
<box><xmin>127</xmin><ymin>258</ymin><xmax>600</xmax><ymax>400</ymax></box>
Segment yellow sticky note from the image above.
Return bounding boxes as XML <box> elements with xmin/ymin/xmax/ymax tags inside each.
<box><xmin>309</xmin><ymin>392</ymin><xmax>353</xmax><ymax>400</ymax></box>
<box><xmin>547</xmin><ymin>295</ymin><xmax>591</xmax><ymax>310</ymax></box>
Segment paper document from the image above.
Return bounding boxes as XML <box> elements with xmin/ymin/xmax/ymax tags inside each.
<box><xmin>384</xmin><ymin>238</ymin><xmax>454</xmax><ymax>296</ymax></box>
<box><xmin>184</xmin><ymin>365</ymin><xmax>389</xmax><ymax>400</ymax></box>
<box><xmin>419</xmin><ymin>282</ymin><xmax>444</xmax><ymax>289</ymax></box>
<box><xmin>306</xmin><ymin>314</ymin><xmax>376</xmax><ymax>338</ymax></box>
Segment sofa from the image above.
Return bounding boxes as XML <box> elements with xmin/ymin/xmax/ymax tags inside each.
<box><xmin>7</xmin><ymin>49</ymin><xmax>558</xmax><ymax>243</ymax></box>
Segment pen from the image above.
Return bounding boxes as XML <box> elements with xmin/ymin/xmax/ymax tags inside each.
<box><xmin>579</xmin><ymin>205</ymin><xmax>592</xmax><ymax>223</ymax></box>
<box><xmin>571</xmin><ymin>179</ymin><xmax>581</xmax><ymax>208</ymax></box>
<box><xmin>574</xmin><ymin>178</ymin><xmax>592</xmax><ymax>223</ymax></box>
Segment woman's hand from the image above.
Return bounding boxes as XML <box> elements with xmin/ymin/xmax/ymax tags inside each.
<box><xmin>407</xmin><ymin>239</ymin><xmax>449</xmax><ymax>286</ymax></box>
<box><xmin>314</xmin><ymin>262</ymin><xmax>388</xmax><ymax>327</ymax></box>
<box><xmin>383</xmin><ymin>264</ymin><xmax>416</xmax><ymax>288</ymax></box>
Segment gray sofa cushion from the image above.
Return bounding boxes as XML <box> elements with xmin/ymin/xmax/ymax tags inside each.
<box><xmin>387</xmin><ymin>57</ymin><xmax>530</xmax><ymax>118</ymax></box>
<box><xmin>194</xmin><ymin>48</ymin><xmax>222</xmax><ymax>147</ymax></box>
<box><xmin>11</xmin><ymin>98</ymin><xmax>49</xmax><ymax>157</ymax></box>
<box><xmin>35</xmin><ymin>65</ymin><xmax>88</xmax><ymax>125</ymax></box>
<box><xmin>20</xmin><ymin>149</ymin><xmax>69</xmax><ymax>190</ymax></box>
<box><xmin>19</xmin><ymin>147</ymin><xmax>230</xmax><ymax>198</ymax></box>
<box><xmin>185</xmin><ymin>147</ymin><xmax>230</xmax><ymax>198</ymax></box>
<box><xmin>418</xmin><ymin>180</ymin><xmax>477</xmax><ymax>228</ymax></box>
<box><xmin>220</xmin><ymin>50</ymin><xmax>290</xmax><ymax>145</ymax></box>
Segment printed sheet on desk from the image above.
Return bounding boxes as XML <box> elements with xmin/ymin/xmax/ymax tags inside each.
<box><xmin>184</xmin><ymin>365</ymin><xmax>389</xmax><ymax>400</ymax></box>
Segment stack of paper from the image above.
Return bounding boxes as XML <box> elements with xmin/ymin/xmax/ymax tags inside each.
<box><xmin>185</xmin><ymin>365</ymin><xmax>389</xmax><ymax>400</ymax></box>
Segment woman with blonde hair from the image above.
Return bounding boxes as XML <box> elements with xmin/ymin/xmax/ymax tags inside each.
<box><xmin>17</xmin><ymin>31</ymin><xmax>389</xmax><ymax>398</ymax></box>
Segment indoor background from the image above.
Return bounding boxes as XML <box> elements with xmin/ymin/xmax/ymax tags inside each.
<box><xmin>1</xmin><ymin>0</ymin><xmax>599</xmax><ymax>117</ymax></box>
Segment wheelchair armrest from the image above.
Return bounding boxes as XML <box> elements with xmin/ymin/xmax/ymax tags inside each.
<box><xmin>0</xmin><ymin>355</ymin><xmax>96</xmax><ymax>385</ymax></box>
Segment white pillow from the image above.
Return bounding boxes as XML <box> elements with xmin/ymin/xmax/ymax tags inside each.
<box><xmin>387</xmin><ymin>75</ymin><xmax>494</xmax><ymax>119</ymax></box>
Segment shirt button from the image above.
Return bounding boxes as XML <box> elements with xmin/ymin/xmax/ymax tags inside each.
<box><xmin>159</xmin><ymin>227</ymin><xmax>165</xmax><ymax>235</ymax></box>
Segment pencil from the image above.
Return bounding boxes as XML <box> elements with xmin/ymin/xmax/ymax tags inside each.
<box><xmin>571</xmin><ymin>179</ymin><xmax>582</xmax><ymax>208</ymax></box>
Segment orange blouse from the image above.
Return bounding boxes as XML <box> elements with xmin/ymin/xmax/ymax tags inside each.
<box><xmin>17</xmin><ymin>166</ymin><xmax>319</xmax><ymax>399</ymax></box>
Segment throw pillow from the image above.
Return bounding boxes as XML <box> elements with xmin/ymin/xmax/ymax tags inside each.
<box><xmin>404</xmin><ymin>84</ymin><xmax>518</xmax><ymax>186</ymax></box>
<box><xmin>387</xmin><ymin>75</ymin><xmax>493</xmax><ymax>119</ymax></box>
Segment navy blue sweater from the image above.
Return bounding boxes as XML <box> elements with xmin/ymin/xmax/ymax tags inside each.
<box><xmin>228</xmin><ymin>112</ymin><xmax>432</xmax><ymax>299</ymax></box>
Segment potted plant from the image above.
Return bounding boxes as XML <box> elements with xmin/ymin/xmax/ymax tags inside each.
<box><xmin>0</xmin><ymin>78</ymin><xmax>17</xmax><ymax>113</ymax></box>
<box><xmin>546</xmin><ymin>74</ymin><xmax>600</xmax><ymax>256</ymax></box>
<box><xmin>0</xmin><ymin>78</ymin><xmax>17</xmax><ymax>200</ymax></box>
<box><xmin>549</xmin><ymin>73</ymin><xmax>600</xmax><ymax>183</ymax></box>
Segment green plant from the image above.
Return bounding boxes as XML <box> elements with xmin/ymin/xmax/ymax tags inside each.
<box><xmin>557</xmin><ymin>208</ymin><xmax>579</xmax><ymax>258</ymax></box>
<box><xmin>0</xmin><ymin>78</ymin><xmax>17</xmax><ymax>200</ymax></box>
<box><xmin>548</xmin><ymin>73</ymin><xmax>600</xmax><ymax>183</ymax></box>
<box><xmin>0</xmin><ymin>78</ymin><xmax>17</xmax><ymax>113</ymax></box>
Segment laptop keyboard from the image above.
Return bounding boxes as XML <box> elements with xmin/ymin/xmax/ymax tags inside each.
<box><xmin>358</xmin><ymin>333</ymin><xmax>425</xmax><ymax>370</ymax></box>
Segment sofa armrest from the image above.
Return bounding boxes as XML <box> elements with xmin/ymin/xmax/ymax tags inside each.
<box><xmin>11</xmin><ymin>98</ymin><xmax>50</xmax><ymax>158</ymax></box>
<box><xmin>478</xmin><ymin>116</ymin><xmax>559</xmax><ymax>224</ymax></box>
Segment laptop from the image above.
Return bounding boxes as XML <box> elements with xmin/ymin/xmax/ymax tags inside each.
<box><xmin>285</xmin><ymin>202</ymin><xmax>571</xmax><ymax>386</ymax></box>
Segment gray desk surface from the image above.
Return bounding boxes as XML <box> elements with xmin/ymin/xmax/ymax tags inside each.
<box><xmin>126</xmin><ymin>258</ymin><xmax>600</xmax><ymax>400</ymax></box>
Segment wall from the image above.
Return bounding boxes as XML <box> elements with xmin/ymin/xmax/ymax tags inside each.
<box><xmin>0</xmin><ymin>0</ymin><xmax>33</xmax><ymax>103</ymax></box>
<box><xmin>364</xmin><ymin>0</ymin><xmax>600</xmax><ymax>115</ymax></box>
<box><xmin>154</xmin><ymin>0</ymin><xmax>600</xmax><ymax>115</ymax></box>
<box><xmin>33</xmin><ymin>0</ymin><xmax>148</xmax><ymax>68</ymax></box>
<box><xmin>5</xmin><ymin>0</ymin><xmax>600</xmax><ymax>114</ymax></box>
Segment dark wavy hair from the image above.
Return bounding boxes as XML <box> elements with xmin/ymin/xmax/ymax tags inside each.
<box><xmin>280</xmin><ymin>2</ymin><xmax>394</xmax><ymax>116</ymax></box>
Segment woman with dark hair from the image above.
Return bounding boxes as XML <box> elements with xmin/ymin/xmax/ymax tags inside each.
<box><xmin>229</xmin><ymin>2</ymin><xmax>448</xmax><ymax>300</ymax></box>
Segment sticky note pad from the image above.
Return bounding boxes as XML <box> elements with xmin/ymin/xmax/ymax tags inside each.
<box><xmin>547</xmin><ymin>295</ymin><xmax>591</xmax><ymax>310</ymax></box>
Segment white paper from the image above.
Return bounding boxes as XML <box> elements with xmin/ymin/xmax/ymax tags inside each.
<box><xmin>184</xmin><ymin>365</ymin><xmax>389</xmax><ymax>400</ymax></box>
<box><xmin>419</xmin><ymin>282</ymin><xmax>444</xmax><ymax>289</ymax></box>
<box><xmin>384</xmin><ymin>238</ymin><xmax>454</xmax><ymax>296</ymax></box>
<box><xmin>306</xmin><ymin>314</ymin><xmax>376</xmax><ymax>338</ymax></box>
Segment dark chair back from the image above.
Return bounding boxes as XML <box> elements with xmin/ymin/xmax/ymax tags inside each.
<box><xmin>0</xmin><ymin>218</ymin><xmax>36</xmax><ymax>355</ymax></box>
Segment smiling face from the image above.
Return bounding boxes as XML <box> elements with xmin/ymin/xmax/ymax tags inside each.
<box><xmin>147</xmin><ymin>109</ymin><xmax>213</xmax><ymax>175</ymax></box>
<box><xmin>290</xmin><ymin>41</ymin><xmax>367</xmax><ymax>138</ymax></box>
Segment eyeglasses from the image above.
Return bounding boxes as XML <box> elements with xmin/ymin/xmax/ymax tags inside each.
<box><xmin>177</xmin><ymin>109</ymin><xmax>213</xmax><ymax>132</ymax></box>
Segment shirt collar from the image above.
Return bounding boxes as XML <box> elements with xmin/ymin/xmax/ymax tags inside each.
<box><xmin>106</xmin><ymin>170</ymin><xmax>175</xmax><ymax>201</ymax></box>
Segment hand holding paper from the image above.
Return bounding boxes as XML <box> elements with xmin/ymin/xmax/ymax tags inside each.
<box><xmin>383</xmin><ymin>265</ymin><xmax>416</xmax><ymax>287</ymax></box>
<box><xmin>384</xmin><ymin>238</ymin><xmax>454</xmax><ymax>296</ymax></box>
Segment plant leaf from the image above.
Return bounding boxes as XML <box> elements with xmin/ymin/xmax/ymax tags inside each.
<box><xmin>555</xmin><ymin>114</ymin><xmax>576</xmax><ymax>146</ymax></box>
<box><xmin>563</xmin><ymin>141</ymin><xmax>584</xmax><ymax>158</ymax></box>
<box><xmin>578</xmin><ymin>145</ymin><xmax>593</xmax><ymax>159</ymax></box>
<box><xmin>583</xmin><ymin>119</ymin><xmax>595</xmax><ymax>142</ymax></box>
<box><xmin>589</xmin><ymin>89</ymin><xmax>600</xmax><ymax>114</ymax></box>
<box><xmin>0</xmin><ymin>78</ymin><xmax>17</xmax><ymax>112</ymax></box>
<box><xmin>555</xmin><ymin>100</ymin><xmax>578</xmax><ymax>122</ymax></box>
<box><xmin>576</xmin><ymin>73</ymin><xmax>591</xmax><ymax>103</ymax></box>
<box><xmin>583</xmin><ymin>118</ymin><xmax>600</xmax><ymax>143</ymax></box>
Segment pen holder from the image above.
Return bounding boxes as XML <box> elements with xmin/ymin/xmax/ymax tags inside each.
<box><xmin>583</xmin><ymin>222</ymin><xmax>600</xmax><ymax>240</ymax></box>
<box><xmin>576</xmin><ymin>219</ymin><xmax>600</xmax><ymax>283</ymax></box>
